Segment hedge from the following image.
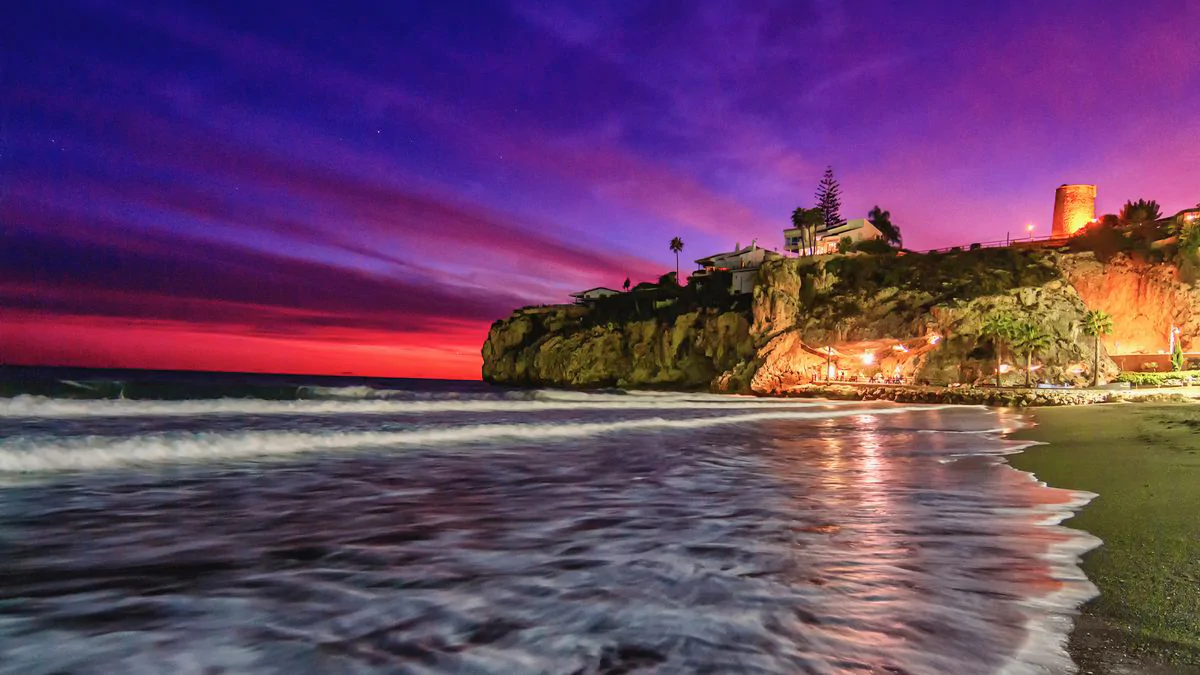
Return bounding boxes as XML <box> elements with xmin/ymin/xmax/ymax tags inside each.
<box><xmin>1115</xmin><ymin>370</ymin><xmax>1200</xmax><ymax>387</ymax></box>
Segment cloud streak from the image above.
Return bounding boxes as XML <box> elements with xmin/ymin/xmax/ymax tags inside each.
<box><xmin>2</xmin><ymin>0</ymin><xmax>1198</xmax><ymax>377</ymax></box>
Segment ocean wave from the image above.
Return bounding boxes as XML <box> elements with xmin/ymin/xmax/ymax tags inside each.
<box><xmin>0</xmin><ymin>405</ymin><xmax>949</xmax><ymax>473</ymax></box>
<box><xmin>0</xmin><ymin>394</ymin><xmax>857</xmax><ymax>419</ymax></box>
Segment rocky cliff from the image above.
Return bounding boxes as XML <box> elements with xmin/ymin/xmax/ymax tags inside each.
<box><xmin>1058</xmin><ymin>252</ymin><xmax>1200</xmax><ymax>354</ymax></box>
<box><xmin>482</xmin><ymin>249</ymin><xmax>1195</xmax><ymax>394</ymax></box>
<box><xmin>482</xmin><ymin>305</ymin><xmax>755</xmax><ymax>390</ymax></box>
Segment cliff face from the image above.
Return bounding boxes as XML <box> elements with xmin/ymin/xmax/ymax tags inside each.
<box><xmin>747</xmin><ymin>250</ymin><xmax>1117</xmax><ymax>394</ymax></box>
<box><xmin>482</xmin><ymin>250</ymin><xmax>1194</xmax><ymax>393</ymax></box>
<box><xmin>1058</xmin><ymin>252</ymin><xmax>1200</xmax><ymax>353</ymax></box>
<box><xmin>481</xmin><ymin>306</ymin><xmax>755</xmax><ymax>390</ymax></box>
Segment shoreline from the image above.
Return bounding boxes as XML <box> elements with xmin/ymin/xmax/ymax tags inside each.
<box><xmin>772</xmin><ymin>383</ymin><xmax>1200</xmax><ymax>407</ymax></box>
<box><xmin>1008</xmin><ymin>404</ymin><xmax>1200</xmax><ymax>674</ymax></box>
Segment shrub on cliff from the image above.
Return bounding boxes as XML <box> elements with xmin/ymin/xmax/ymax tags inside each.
<box><xmin>1119</xmin><ymin>199</ymin><xmax>1163</xmax><ymax>227</ymax></box>
<box><xmin>852</xmin><ymin>238</ymin><xmax>894</xmax><ymax>254</ymax></box>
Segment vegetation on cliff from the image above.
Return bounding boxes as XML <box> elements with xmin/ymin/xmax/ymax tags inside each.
<box><xmin>482</xmin><ymin>243</ymin><xmax>1200</xmax><ymax>393</ymax></box>
<box><xmin>750</xmin><ymin>248</ymin><xmax>1114</xmax><ymax>392</ymax></box>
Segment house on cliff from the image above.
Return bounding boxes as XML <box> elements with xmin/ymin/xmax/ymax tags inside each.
<box><xmin>784</xmin><ymin>218</ymin><xmax>885</xmax><ymax>255</ymax></box>
<box><xmin>569</xmin><ymin>287</ymin><xmax>620</xmax><ymax>304</ymax></box>
<box><xmin>691</xmin><ymin>242</ymin><xmax>783</xmax><ymax>294</ymax></box>
<box><xmin>1168</xmin><ymin>207</ymin><xmax>1200</xmax><ymax>227</ymax></box>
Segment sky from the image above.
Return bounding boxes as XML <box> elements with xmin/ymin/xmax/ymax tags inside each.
<box><xmin>2</xmin><ymin>0</ymin><xmax>1198</xmax><ymax>379</ymax></box>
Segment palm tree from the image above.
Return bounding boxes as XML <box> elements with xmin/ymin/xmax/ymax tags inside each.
<box><xmin>980</xmin><ymin>311</ymin><xmax>1016</xmax><ymax>387</ymax></box>
<box><xmin>669</xmin><ymin>237</ymin><xmax>684</xmax><ymax>282</ymax></box>
<box><xmin>791</xmin><ymin>207</ymin><xmax>813</xmax><ymax>256</ymax></box>
<box><xmin>1083</xmin><ymin>310</ymin><xmax>1113</xmax><ymax>387</ymax></box>
<box><xmin>868</xmin><ymin>205</ymin><xmax>902</xmax><ymax>247</ymax></box>
<box><xmin>623</xmin><ymin>276</ymin><xmax>631</xmax><ymax>292</ymax></box>
<box><xmin>1010</xmin><ymin>321</ymin><xmax>1052</xmax><ymax>388</ymax></box>
<box><xmin>790</xmin><ymin>207</ymin><xmax>823</xmax><ymax>256</ymax></box>
<box><xmin>1118</xmin><ymin>199</ymin><xmax>1163</xmax><ymax>226</ymax></box>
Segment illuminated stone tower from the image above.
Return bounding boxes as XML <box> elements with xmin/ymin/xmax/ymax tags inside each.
<box><xmin>1052</xmin><ymin>184</ymin><xmax>1097</xmax><ymax>237</ymax></box>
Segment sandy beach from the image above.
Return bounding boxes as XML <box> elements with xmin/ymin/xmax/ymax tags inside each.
<box><xmin>1011</xmin><ymin>404</ymin><xmax>1200</xmax><ymax>673</ymax></box>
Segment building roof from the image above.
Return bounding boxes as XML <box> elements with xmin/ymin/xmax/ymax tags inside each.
<box><xmin>694</xmin><ymin>243</ymin><xmax>781</xmax><ymax>266</ymax></box>
<box><xmin>569</xmin><ymin>287</ymin><xmax>620</xmax><ymax>298</ymax></box>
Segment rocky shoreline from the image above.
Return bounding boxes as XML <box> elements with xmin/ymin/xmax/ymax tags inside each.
<box><xmin>772</xmin><ymin>383</ymin><xmax>1200</xmax><ymax>406</ymax></box>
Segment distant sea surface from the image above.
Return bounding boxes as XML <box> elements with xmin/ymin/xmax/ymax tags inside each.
<box><xmin>0</xmin><ymin>368</ymin><xmax>1098</xmax><ymax>673</ymax></box>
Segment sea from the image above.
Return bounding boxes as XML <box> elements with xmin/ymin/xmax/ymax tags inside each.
<box><xmin>0</xmin><ymin>367</ymin><xmax>1099</xmax><ymax>674</ymax></box>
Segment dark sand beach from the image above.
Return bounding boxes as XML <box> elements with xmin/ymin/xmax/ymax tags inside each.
<box><xmin>1011</xmin><ymin>404</ymin><xmax>1200</xmax><ymax>673</ymax></box>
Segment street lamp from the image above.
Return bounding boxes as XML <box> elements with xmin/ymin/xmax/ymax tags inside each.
<box><xmin>1026</xmin><ymin>223</ymin><xmax>1035</xmax><ymax>241</ymax></box>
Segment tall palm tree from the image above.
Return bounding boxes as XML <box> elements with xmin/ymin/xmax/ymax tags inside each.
<box><xmin>980</xmin><ymin>311</ymin><xmax>1015</xmax><ymax>387</ymax></box>
<box><xmin>791</xmin><ymin>208</ymin><xmax>811</xmax><ymax>256</ymax></box>
<box><xmin>669</xmin><ymin>237</ymin><xmax>684</xmax><ymax>282</ymax></box>
<box><xmin>868</xmin><ymin>205</ymin><xmax>902</xmax><ymax>247</ymax></box>
<box><xmin>1011</xmin><ymin>321</ymin><xmax>1052</xmax><ymax>388</ymax></box>
<box><xmin>1083</xmin><ymin>310</ymin><xmax>1114</xmax><ymax>387</ymax></box>
<box><xmin>793</xmin><ymin>207</ymin><xmax>824</xmax><ymax>256</ymax></box>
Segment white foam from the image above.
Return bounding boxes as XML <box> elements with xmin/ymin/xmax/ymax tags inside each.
<box><xmin>0</xmin><ymin>405</ymin><xmax>949</xmax><ymax>473</ymax></box>
<box><xmin>990</xmin><ymin>433</ymin><xmax>1102</xmax><ymax>675</ymax></box>
<box><xmin>0</xmin><ymin>394</ymin><xmax>859</xmax><ymax>419</ymax></box>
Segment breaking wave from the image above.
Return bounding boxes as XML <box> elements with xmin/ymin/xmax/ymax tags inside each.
<box><xmin>0</xmin><ymin>393</ymin><xmax>856</xmax><ymax>419</ymax></box>
<box><xmin>0</xmin><ymin>405</ymin><xmax>948</xmax><ymax>473</ymax></box>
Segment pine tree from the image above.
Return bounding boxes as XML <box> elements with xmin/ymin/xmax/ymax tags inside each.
<box><xmin>815</xmin><ymin>167</ymin><xmax>844</xmax><ymax>231</ymax></box>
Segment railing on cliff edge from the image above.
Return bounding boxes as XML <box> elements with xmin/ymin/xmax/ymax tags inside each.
<box><xmin>907</xmin><ymin>234</ymin><xmax>1073</xmax><ymax>255</ymax></box>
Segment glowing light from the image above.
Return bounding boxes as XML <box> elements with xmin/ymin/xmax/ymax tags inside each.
<box><xmin>892</xmin><ymin>344</ymin><xmax>909</xmax><ymax>353</ymax></box>
<box><xmin>861</xmin><ymin>352</ymin><xmax>875</xmax><ymax>365</ymax></box>
<box><xmin>827</xmin><ymin>364</ymin><xmax>837</xmax><ymax>378</ymax></box>
<box><xmin>999</xmin><ymin>363</ymin><xmax>1013</xmax><ymax>374</ymax></box>
<box><xmin>927</xmin><ymin>334</ymin><xmax>941</xmax><ymax>345</ymax></box>
<box><xmin>1069</xmin><ymin>364</ymin><xmax>1085</xmax><ymax>374</ymax></box>
<box><xmin>1028</xmin><ymin>364</ymin><xmax>1043</xmax><ymax>372</ymax></box>
<box><xmin>1026</xmin><ymin>223</ymin><xmax>1035</xmax><ymax>232</ymax></box>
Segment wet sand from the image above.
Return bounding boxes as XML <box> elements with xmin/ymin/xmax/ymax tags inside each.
<box><xmin>1010</xmin><ymin>404</ymin><xmax>1200</xmax><ymax>674</ymax></box>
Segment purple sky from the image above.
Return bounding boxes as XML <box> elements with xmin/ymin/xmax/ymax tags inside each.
<box><xmin>2</xmin><ymin>0</ymin><xmax>1198</xmax><ymax>378</ymax></box>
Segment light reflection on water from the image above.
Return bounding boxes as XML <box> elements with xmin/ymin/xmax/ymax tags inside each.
<box><xmin>0</xmin><ymin>395</ymin><xmax>1095</xmax><ymax>674</ymax></box>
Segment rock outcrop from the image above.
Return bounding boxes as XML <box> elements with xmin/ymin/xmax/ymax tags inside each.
<box><xmin>746</xmin><ymin>250</ymin><xmax>1117</xmax><ymax>394</ymax></box>
<box><xmin>482</xmin><ymin>249</ymin><xmax>1196</xmax><ymax>394</ymax></box>
<box><xmin>482</xmin><ymin>306</ymin><xmax>754</xmax><ymax>390</ymax></box>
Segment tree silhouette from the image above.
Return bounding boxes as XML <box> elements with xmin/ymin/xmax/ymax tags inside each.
<box><xmin>815</xmin><ymin>167</ymin><xmax>844</xmax><ymax>232</ymax></box>
<box><xmin>669</xmin><ymin>237</ymin><xmax>684</xmax><ymax>283</ymax></box>
<box><xmin>981</xmin><ymin>311</ymin><xmax>1016</xmax><ymax>387</ymax></box>
<box><xmin>1083</xmin><ymin>310</ymin><xmax>1113</xmax><ymax>387</ymax></box>
<box><xmin>623</xmin><ymin>276</ymin><xmax>631</xmax><ymax>292</ymax></box>
<box><xmin>791</xmin><ymin>206</ymin><xmax>823</xmax><ymax>256</ymax></box>
<box><xmin>868</xmin><ymin>205</ymin><xmax>902</xmax><ymax>247</ymax></box>
<box><xmin>1011</xmin><ymin>321</ymin><xmax>1052</xmax><ymax>388</ymax></box>
<box><xmin>1118</xmin><ymin>199</ymin><xmax>1163</xmax><ymax>226</ymax></box>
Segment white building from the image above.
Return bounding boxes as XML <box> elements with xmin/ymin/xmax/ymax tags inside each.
<box><xmin>784</xmin><ymin>218</ymin><xmax>886</xmax><ymax>255</ymax></box>
<box><xmin>691</xmin><ymin>242</ymin><xmax>783</xmax><ymax>294</ymax></box>
<box><xmin>569</xmin><ymin>287</ymin><xmax>620</xmax><ymax>304</ymax></box>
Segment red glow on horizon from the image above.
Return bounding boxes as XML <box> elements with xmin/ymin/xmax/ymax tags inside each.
<box><xmin>0</xmin><ymin>313</ymin><xmax>486</xmax><ymax>380</ymax></box>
